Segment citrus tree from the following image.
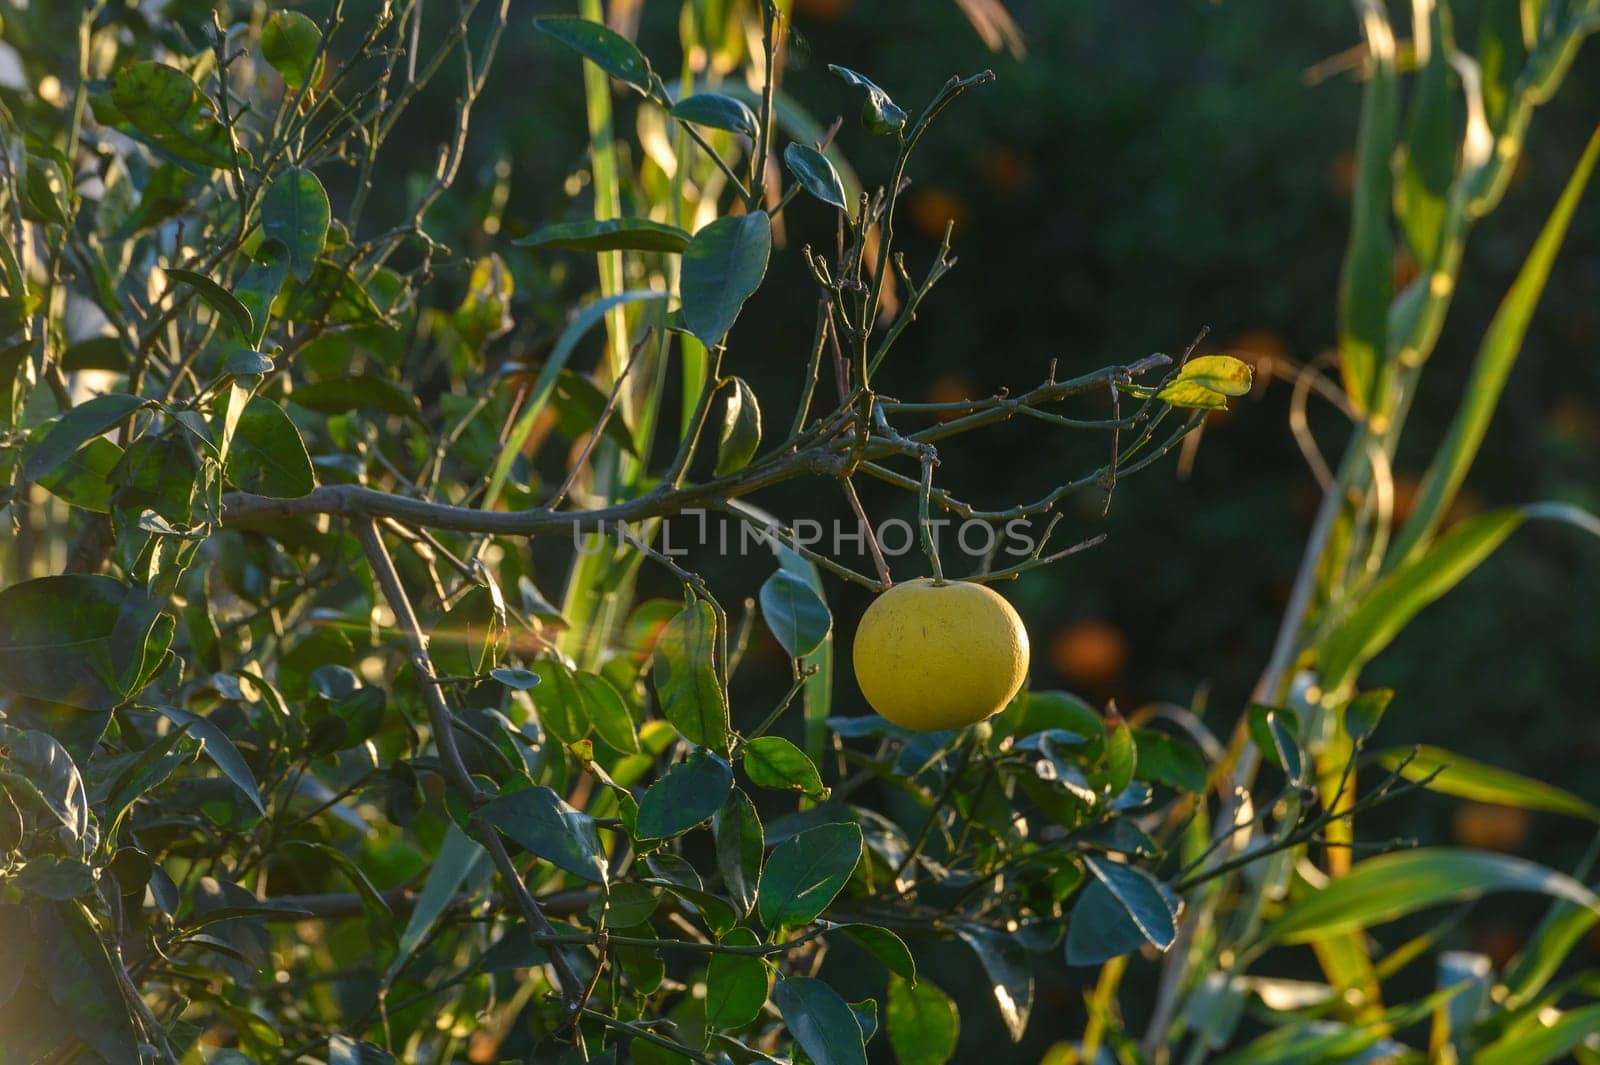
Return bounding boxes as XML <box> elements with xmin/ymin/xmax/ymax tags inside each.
<box><xmin>2</xmin><ymin>2</ymin><xmax>1599</xmax><ymax>1064</ymax></box>
<box><xmin>0</xmin><ymin>2</ymin><xmax>1244</xmax><ymax>1061</ymax></box>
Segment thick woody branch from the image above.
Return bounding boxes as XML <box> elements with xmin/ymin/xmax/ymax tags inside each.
<box><xmin>221</xmin><ymin>357</ymin><xmax>1173</xmax><ymax>538</ymax></box>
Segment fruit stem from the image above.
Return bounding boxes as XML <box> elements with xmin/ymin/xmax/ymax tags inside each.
<box><xmin>918</xmin><ymin>449</ymin><xmax>945</xmax><ymax>583</ymax></box>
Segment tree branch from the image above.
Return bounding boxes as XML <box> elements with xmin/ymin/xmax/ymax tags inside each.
<box><xmin>354</xmin><ymin>519</ymin><xmax>586</xmax><ymax>1016</ymax></box>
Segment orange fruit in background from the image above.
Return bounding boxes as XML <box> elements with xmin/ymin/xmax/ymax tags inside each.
<box><xmin>907</xmin><ymin>187</ymin><xmax>969</xmax><ymax>238</ymax></box>
<box><xmin>793</xmin><ymin>0</ymin><xmax>853</xmax><ymax>20</ymax></box>
<box><xmin>1451</xmin><ymin>802</ymin><xmax>1529</xmax><ymax>852</ymax></box>
<box><xmin>1050</xmin><ymin>620</ymin><xmax>1128</xmax><ymax>686</ymax></box>
<box><xmin>981</xmin><ymin>148</ymin><xmax>1034</xmax><ymax>194</ymax></box>
<box><xmin>925</xmin><ymin>371</ymin><xmax>978</xmax><ymax>420</ymax></box>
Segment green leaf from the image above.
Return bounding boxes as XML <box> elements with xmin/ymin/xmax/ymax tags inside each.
<box><xmin>714</xmin><ymin>376</ymin><xmax>761</xmax><ymax>477</ymax></box>
<box><xmin>279</xmin><ymin>260</ymin><xmax>387</xmax><ymax>326</ymax></box>
<box><xmin>828</xmin><ymin>65</ymin><xmax>908</xmax><ymax>136</ymax></box>
<box><xmin>1247</xmin><ymin>704</ymin><xmax>1304</xmax><ymax>783</ymax></box>
<box><xmin>36</xmin><ymin>436</ymin><xmax>120</xmax><ymax>513</ymax></box>
<box><xmin>533</xmin><ymin>16</ymin><xmax>653</xmax><ymax>94</ymax></box>
<box><xmin>1335</xmin><ymin>2</ymin><xmax>1398</xmax><ymax>413</ymax></box>
<box><xmin>0</xmin><ymin>728</ymin><xmax>88</xmax><ymax>840</ymax></box>
<box><xmin>840</xmin><ymin>924</ymin><xmax>916</xmax><ymax>983</ymax></box>
<box><xmin>574</xmin><ymin>670</ymin><xmax>640</xmax><ymax>753</ymax></box>
<box><xmin>233</xmin><ymin>239</ymin><xmax>290</xmax><ymax>348</ymax></box>
<box><xmin>1132</xmin><ymin>729</ymin><xmax>1207</xmax><ymax>792</ymax></box>
<box><xmin>1066</xmin><ymin>876</ymin><xmax>1154</xmax><ymax>966</ymax></box>
<box><xmin>260</xmin><ymin>167</ymin><xmax>330</xmax><ymax>282</ymax></box>
<box><xmin>671</xmin><ymin>93</ymin><xmax>759</xmax><ymax>137</ymax></box>
<box><xmin>479</xmin><ymin>785</ymin><xmax>609</xmax><ymax>883</ymax></box>
<box><xmin>680</xmin><ymin>212</ymin><xmax>771</xmax><ymax>347</ymax></box>
<box><xmin>1083</xmin><ymin>854</ymin><xmax>1179</xmax><ymax>950</ymax></box>
<box><xmin>956</xmin><ymin>925</ymin><xmax>1031</xmax><ymax>1041</ymax></box>
<box><xmin>1394</xmin><ymin>4</ymin><xmax>1456</xmax><ymax>267</ymax></box>
<box><xmin>652</xmin><ymin>599</ymin><xmax>729</xmax><ymax>752</ymax></box>
<box><xmin>16</xmin><ymin>855</ymin><xmax>97</xmax><ymax>900</ymax></box>
<box><xmin>636</xmin><ymin>749</ymin><xmax>733</xmax><ymax>839</ymax></box>
<box><xmin>23</xmin><ymin>392</ymin><xmax>145</xmax><ymax>482</ymax></box>
<box><xmin>226</xmin><ymin>396</ymin><xmax>315</xmax><ymax>498</ymax></box>
<box><xmin>0</xmin><ymin>576</ymin><xmax>167</xmax><ymax>711</ymax></box>
<box><xmin>454</xmin><ymin>255</ymin><xmax>515</xmax><ymax>347</ymax></box>
<box><xmin>742</xmin><ymin>736</ymin><xmax>827</xmax><ymax>800</ymax></box>
<box><xmin>221</xmin><ymin>350</ymin><xmax>275</xmax><ymax>377</ymax></box>
<box><xmin>490</xmin><ymin>666</ymin><xmax>540</xmax><ymax>690</ymax></box>
<box><xmin>153</xmin><ymin>706</ymin><xmax>266</xmax><ymax>816</ymax></box>
<box><xmin>1320</xmin><ymin>509</ymin><xmax>1524</xmax><ymax>689</ymax></box>
<box><xmin>531</xmin><ymin>659</ymin><xmax>587</xmax><ymax>745</ymax></box>
<box><xmin>262</xmin><ymin>11</ymin><xmax>324</xmax><ymax>92</ymax></box>
<box><xmin>516</xmin><ymin>217</ymin><xmax>692</xmax><ymax>254</ymax></box>
<box><xmin>760</xmin><ymin>568</ymin><xmax>832</xmax><ymax>661</ymax></box>
<box><xmin>1477</xmin><ymin>0</ymin><xmax>1525</xmax><ymax>132</ymax></box>
<box><xmin>290</xmin><ymin>373</ymin><xmax>422</xmax><ymax>420</ymax></box>
<box><xmin>1389</xmin><ymin>124</ymin><xmax>1600</xmax><ymax>567</ymax></box>
<box><xmin>0</xmin><ymin>902</ymin><xmax>143</xmax><ymax>1064</ymax></box>
<box><xmin>1477</xmin><ymin>1003</ymin><xmax>1600</xmax><ymax>1065</ymax></box>
<box><xmin>1103</xmin><ymin>718</ymin><xmax>1136</xmax><ymax>794</ymax></box>
<box><xmin>758</xmin><ymin>822</ymin><xmax>862</xmax><ymax>929</ymax></box>
<box><xmin>385</xmin><ymin>824</ymin><xmax>490</xmax><ymax>984</ymax></box>
<box><xmin>1262</xmin><ymin>848</ymin><xmax>1600</xmax><ymax>944</ymax></box>
<box><xmin>775</xmin><ymin>975</ymin><xmax>868</xmax><ymax>1065</ymax></box>
<box><xmin>600</xmin><ymin>882</ymin><xmax>661</xmax><ymax>928</ymax></box>
<box><xmin>1377</xmin><ymin>746</ymin><xmax>1600</xmax><ymax>821</ymax></box>
<box><xmin>1343</xmin><ymin>688</ymin><xmax>1394</xmax><ymax>743</ymax></box>
<box><xmin>705</xmin><ymin>927</ymin><xmax>770</xmax><ymax>1029</ymax></box>
<box><xmin>714</xmin><ymin>788</ymin><xmax>763</xmax><ymax>915</ymax></box>
<box><xmin>111</xmin><ymin>61</ymin><xmax>239</xmax><ymax>170</ymax></box>
<box><xmin>887</xmin><ymin>974</ymin><xmax>958</xmax><ymax>1065</ymax></box>
<box><xmin>168</xmin><ymin>267</ymin><xmax>254</xmax><ymax>337</ymax></box>
<box><xmin>1210</xmin><ymin>985</ymin><xmax>1458</xmax><ymax>1065</ymax></box>
<box><xmin>784</xmin><ymin>143</ymin><xmax>850</xmax><ymax>213</ymax></box>
<box><xmin>328</xmin><ymin>1035</ymin><xmax>396</xmax><ymax>1065</ymax></box>
<box><xmin>1157</xmin><ymin>355</ymin><xmax>1255</xmax><ymax>410</ymax></box>
<box><xmin>99</xmin><ymin>723</ymin><xmax>196</xmax><ymax>834</ymax></box>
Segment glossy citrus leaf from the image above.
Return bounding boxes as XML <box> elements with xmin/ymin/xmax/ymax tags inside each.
<box><xmin>652</xmin><ymin>599</ymin><xmax>728</xmax><ymax>752</ymax></box>
<box><xmin>705</xmin><ymin>927</ymin><xmax>770</xmax><ymax>1029</ymax></box>
<box><xmin>775</xmin><ymin>974</ymin><xmax>867</xmax><ymax>1065</ymax></box>
<box><xmin>260</xmin><ymin>167</ymin><xmax>330</xmax><ymax>282</ymax></box>
<box><xmin>262</xmin><ymin>11</ymin><xmax>324</xmax><ymax>91</ymax></box>
<box><xmin>479</xmin><ymin>785</ymin><xmax>609</xmax><ymax>884</ymax></box>
<box><xmin>671</xmin><ymin>93</ymin><xmax>759</xmax><ymax>137</ymax></box>
<box><xmin>784</xmin><ymin>143</ymin><xmax>849</xmax><ymax>213</ymax></box>
<box><xmin>758</xmin><ymin>821</ymin><xmax>862</xmax><ymax>929</ymax></box>
<box><xmin>887</xmin><ymin>974</ymin><xmax>958</xmax><ymax>1065</ymax></box>
<box><xmin>714</xmin><ymin>376</ymin><xmax>761</xmax><ymax>477</ymax></box>
<box><xmin>635</xmin><ymin>749</ymin><xmax>733</xmax><ymax>839</ymax></box>
<box><xmin>760</xmin><ymin>568</ymin><xmax>831</xmax><ymax>660</ymax></box>
<box><xmin>681</xmin><ymin>212</ymin><xmax>771</xmax><ymax>347</ymax></box>
<box><xmin>111</xmin><ymin>61</ymin><xmax>239</xmax><ymax>170</ymax></box>
<box><xmin>225</xmin><ymin>396</ymin><xmax>315</xmax><ymax>498</ymax></box>
<box><xmin>534</xmin><ymin>16</ymin><xmax>652</xmax><ymax>94</ymax></box>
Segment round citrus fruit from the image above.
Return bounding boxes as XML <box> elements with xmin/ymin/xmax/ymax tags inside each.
<box><xmin>852</xmin><ymin>578</ymin><xmax>1030</xmax><ymax>731</ymax></box>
